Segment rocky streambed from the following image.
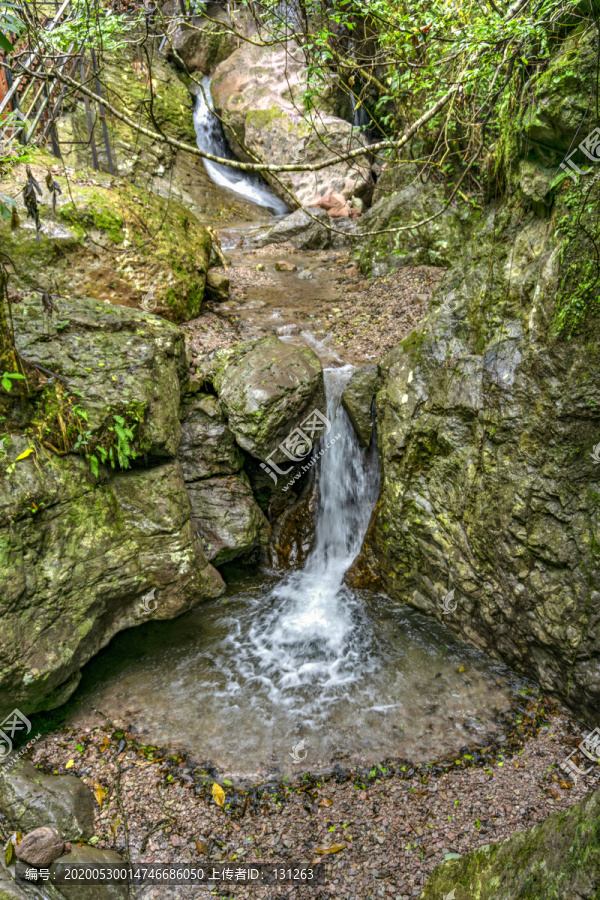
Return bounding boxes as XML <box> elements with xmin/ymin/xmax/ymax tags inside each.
<box><xmin>2</xmin><ymin>16</ymin><xmax>600</xmax><ymax>900</ymax></box>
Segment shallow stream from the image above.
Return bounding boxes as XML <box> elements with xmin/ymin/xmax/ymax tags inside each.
<box><xmin>57</xmin><ymin>83</ymin><xmax>528</xmax><ymax>781</ymax></box>
<box><xmin>67</xmin><ymin>370</ymin><xmax>524</xmax><ymax>780</ymax></box>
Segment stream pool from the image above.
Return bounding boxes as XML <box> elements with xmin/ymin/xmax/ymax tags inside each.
<box><xmin>64</xmin><ymin>369</ymin><xmax>527</xmax><ymax>780</ymax></box>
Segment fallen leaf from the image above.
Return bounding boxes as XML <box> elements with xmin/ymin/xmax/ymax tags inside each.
<box><xmin>134</xmin><ymin>758</ymin><xmax>164</xmax><ymax>767</ymax></box>
<box><xmin>314</xmin><ymin>842</ymin><xmax>346</xmax><ymax>855</ymax></box>
<box><xmin>5</xmin><ymin>832</ymin><xmax>22</xmax><ymax>865</ymax></box>
<box><xmin>196</xmin><ymin>840</ymin><xmax>209</xmax><ymax>854</ymax></box>
<box><xmin>212</xmin><ymin>782</ymin><xmax>226</xmax><ymax>808</ymax></box>
<box><xmin>65</xmin><ymin>759</ymin><xmax>75</xmax><ymax>769</ymax></box>
<box><xmin>94</xmin><ymin>781</ymin><xmax>108</xmax><ymax>809</ymax></box>
<box><xmin>100</xmin><ymin>736</ymin><xmax>110</xmax><ymax>753</ymax></box>
<box><xmin>110</xmin><ymin>816</ymin><xmax>121</xmax><ymax>839</ymax></box>
<box><xmin>318</xmin><ymin>798</ymin><xmax>333</xmax><ymax>807</ymax></box>
<box><xmin>15</xmin><ymin>448</ymin><xmax>34</xmax><ymax>461</ymax></box>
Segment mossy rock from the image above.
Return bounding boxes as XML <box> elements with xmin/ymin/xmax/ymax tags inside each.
<box><xmin>2</xmin><ymin>150</ymin><xmax>210</xmax><ymax>323</ymax></box>
<box><xmin>54</xmin><ymin>42</ymin><xmax>265</xmax><ymax>224</ymax></box>
<box><xmin>420</xmin><ymin>784</ymin><xmax>600</xmax><ymax>899</ymax></box>
<box><xmin>212</xmin><ymin>336</ymin><xmax>326</xmax><ymax>464</ymax></box>
<box><xmin>0</xmin><ymin>446</ymin><xmax>224</xmax><ymax>719</ymax></box>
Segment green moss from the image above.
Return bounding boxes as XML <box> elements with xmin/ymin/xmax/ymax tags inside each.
<box><xmin>246</xmin><ymin>106</ymin><xmax>286</xmax><ymax>129</ymax></box>
<box><xmin>59</xmin><ymin>191</ymin><xmax>125</xmax><ymax>244</ymax></box>
<box><xmin>401</xmin><ymin>328</ymin><xmax>427</xmax><ymax>361</ymax></box>
<box><xmin>553</xmin><ymin>181</ymin><xmax>600</xmax><ymax>337</ymax></box>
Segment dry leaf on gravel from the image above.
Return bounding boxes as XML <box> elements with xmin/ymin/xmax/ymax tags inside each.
<box><xmin>94</xmin><ymin>781</ymin><xmax>108</xmax><ymax>809</ymax></box>
<box><xmin>314</xmin><ymin>842</ymin><xmax>346</xmax><ymax>855</ymax></box>
<box><xmin>212</xmin><ymin>782</ymin><xmax>226</xmax><ymax>808</ymax></box>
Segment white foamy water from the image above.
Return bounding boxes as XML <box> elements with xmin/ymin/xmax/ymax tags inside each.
<box><xmin>232</xmin><ymin>366</ymin><xmax>380</xmax><ymax>710</ymax></box>
<box><xmin>69</xmin><ymin>368</ymin><xmax>521</xmax><ymax>777</ymax></box>
<box><xmin>193</xmin><ymin>77</ymin><xmax>289</xmax><ymax>215</ymax></box>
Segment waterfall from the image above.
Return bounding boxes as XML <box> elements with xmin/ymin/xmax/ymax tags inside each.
<box><xmin>192</xmin><ymin>76</ymin><xmax>289</xmax><ymax>216</ymax></box>
<box><xmin>74</xmin><ymin>365</ymin><xmax>516</xmax><ymax>774</ymax></box>
<box><xmin>234</xmin><ymin>365</ymin><xmax>380</xmax><ymax>719</ymax></box>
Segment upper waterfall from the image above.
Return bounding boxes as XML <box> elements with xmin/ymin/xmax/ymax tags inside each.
<box><xmin>192</xmin><ymin>76</ymin><xmax>289</xmax><ymax>216</ymax></box>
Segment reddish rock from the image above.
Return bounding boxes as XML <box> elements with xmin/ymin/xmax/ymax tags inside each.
<box><xmin>15</xmin><ymin>827</ymin><xmax>65</xmax><ymax>867</ymax></box>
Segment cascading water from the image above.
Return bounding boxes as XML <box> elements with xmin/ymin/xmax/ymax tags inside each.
<box><xmin>235</xmin><ymin>365</ymin><xmax>380</xmax><ymax>714</ymax></box>
<box><xmin>69</xmin><ymin>368</ymin><xmax>521</xmax><ymax>777</ymax></box>
<box><xmin>193</xmin><ymin>76</ymin><xmax>289</xmax><ymax>216</ymax></box>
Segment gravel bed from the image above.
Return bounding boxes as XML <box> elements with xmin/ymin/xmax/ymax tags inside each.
<box><xmin>26</xmin><ymin>699</ymin><xmax>599</xmax><ymax>899</ymax></box>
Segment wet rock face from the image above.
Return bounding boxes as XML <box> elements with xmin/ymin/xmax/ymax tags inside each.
<box><xmin>210</xmin><ymin>41</ymin><xmax>372</xmax><ymax>207</ymax></box>
<box><xmin>368</xmin><ymin>202</ymin><xmax>600</xmax><ymax>722</ymax></box>
<box><xmin>361</xmin><ymin>29</ymin><xmax>600</xmax><ymax>722</ymax></box>
<box><xmin>421</xmin><ymin>783</ymin><xmax>600</xmax><ymax>899</ymax></box>
<box><xmin>268</xmin><ymin>475</ymin><xmax>318</xmax><ymax>569</ymax></box>
<box><xmin>341</xmin><ymin>364</ymin><xmax>380</xmax><ymax>448</ymax></box>
<box><xmin>179</xmin><ymin>394</ymin><xmax>270</xmax><ymax>564</ymax></box>
<box><xmin>213</xmin><ymin>337</ymin><xmax>326</xmax><ymax>464</ymax></box>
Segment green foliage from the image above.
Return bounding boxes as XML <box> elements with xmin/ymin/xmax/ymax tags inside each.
<box><xmin>256</xmin><ymin>0</ymin><xmax>583</xmax><ymax>193</ymax></box>
<box><xmin>0</xmin><ymin>0</ymin><xmax>24</xmax><ymax>52</ymax></box>
<box><xmin>74</xmin><ymin>401</ymin><xmax>146</xmax><ymax>477</ymax></box>
<box><xmin>554</xmin><ymin>181</ymin><xmax>600</xmax><ymax>337</ymax></box>
<box><xmin>1</xmin><ymin>371</ymin><xmax>25</xmax><ymax>392</ymax></box>
<box><xmin>43</xmin><ymin>0</ymin><xmax>137</xmax><ymax>53</ymax></box>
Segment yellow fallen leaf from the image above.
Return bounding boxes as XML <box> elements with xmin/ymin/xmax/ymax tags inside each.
<box><xmin>110</xmin><ymin>815</ymin><xmax>121</xmax><ymax>839</ymax></box>
<box><xmin>15</xmin><ymin>448</ymin><xmax>34</xmax><ymax>461</ymax></box>
<box><xmin>65</xmin><ymin>759</ymin><xmax>75</xmax><ymax>769</ymax></box>
<box><xmin>4</xmin><ymin>833</ymin><xmax>20</xmax><ymax>867</ymax></box>
<box><xmin>134</xmin><ymin>758</ymin><xmax>164</xmax><ymax>767</ymax></box>
<box><xmin>318</xmin><ymin>798</ymin><xmax>333</xmax><ymax>807</ymax></box>
<box><xmin>314</xmin><ymin>842</ymin><xmax>346</xmax><ymax>855</ymax></box>
<box><xmin>94</xmin><ymin>781</ymin><xmax>108</xmax><ymax>809</ymax></box>
<box><xmin>100</xmin><ymin>736</ymin><xmax>110</xmax><ymax>753</ymax></box>
<box><xmin>212</xmin><ymin>782</ymin><xmax>226</xmax><ymax>808</ymax></box>
<box><xmin>458</xmin><ymin>666</ymin><xmax>466</xmax><ymax>672</ymax></box>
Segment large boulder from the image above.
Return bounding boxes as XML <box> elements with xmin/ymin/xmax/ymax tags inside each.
<box><xmin>179</xmin><ymin>394</ymin><xmax>270</xmax><ymax>563</ymax></box>
<box><xmin>0</xmin><ymin>448</ymin><xmax>224</xmax><ymax>718</ymax></box>
<box><xmin>420</xmin><ymin>783</ymin><xmax>600</xmax><ymax>899</ymax></box>
<box><xmin>356</xmin><ymin>31</ymin><xmax>600</xmax><ymax>722</ymax></box>
<box><xmin>212</xmin><ymin>337</ymin><xmax>326</xmax><ymax>463</ymax></box>
<box><xmin>178</xmin><ymin>393</ymin><xmax>243</xmax><ymax>480</ymax></box>
<box><xmin>186</xmin><ymin>473</ymin><xmax>271</xmax><ymax>564</ymax></box>
<box><xmin>210</xmin><ymin>41</ymin><xmax>372</xmax><ymax>208</ymax></box>
<box><xmin>167</xmin><ymin>2</ymin><xmax>238</xmax><ymax>75</ymax></box>
<box><xmin>252</xmin><ymin>207</ymin><xmax>332</xmax><ymax>250</ymax></box>
<box><xmin>11</xmin><ymin>294</ymin><xmax>189</xmax><ymax>460</ymax></box>
<box><xmin>0</xmin><ymin>761</ymin><xmax>94</xmax><ymax>840</ymax></box>
<box><xmin>2</xmin><ymin>152</ymin><xmax>212</xmax><ymax>324</ymax></box>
